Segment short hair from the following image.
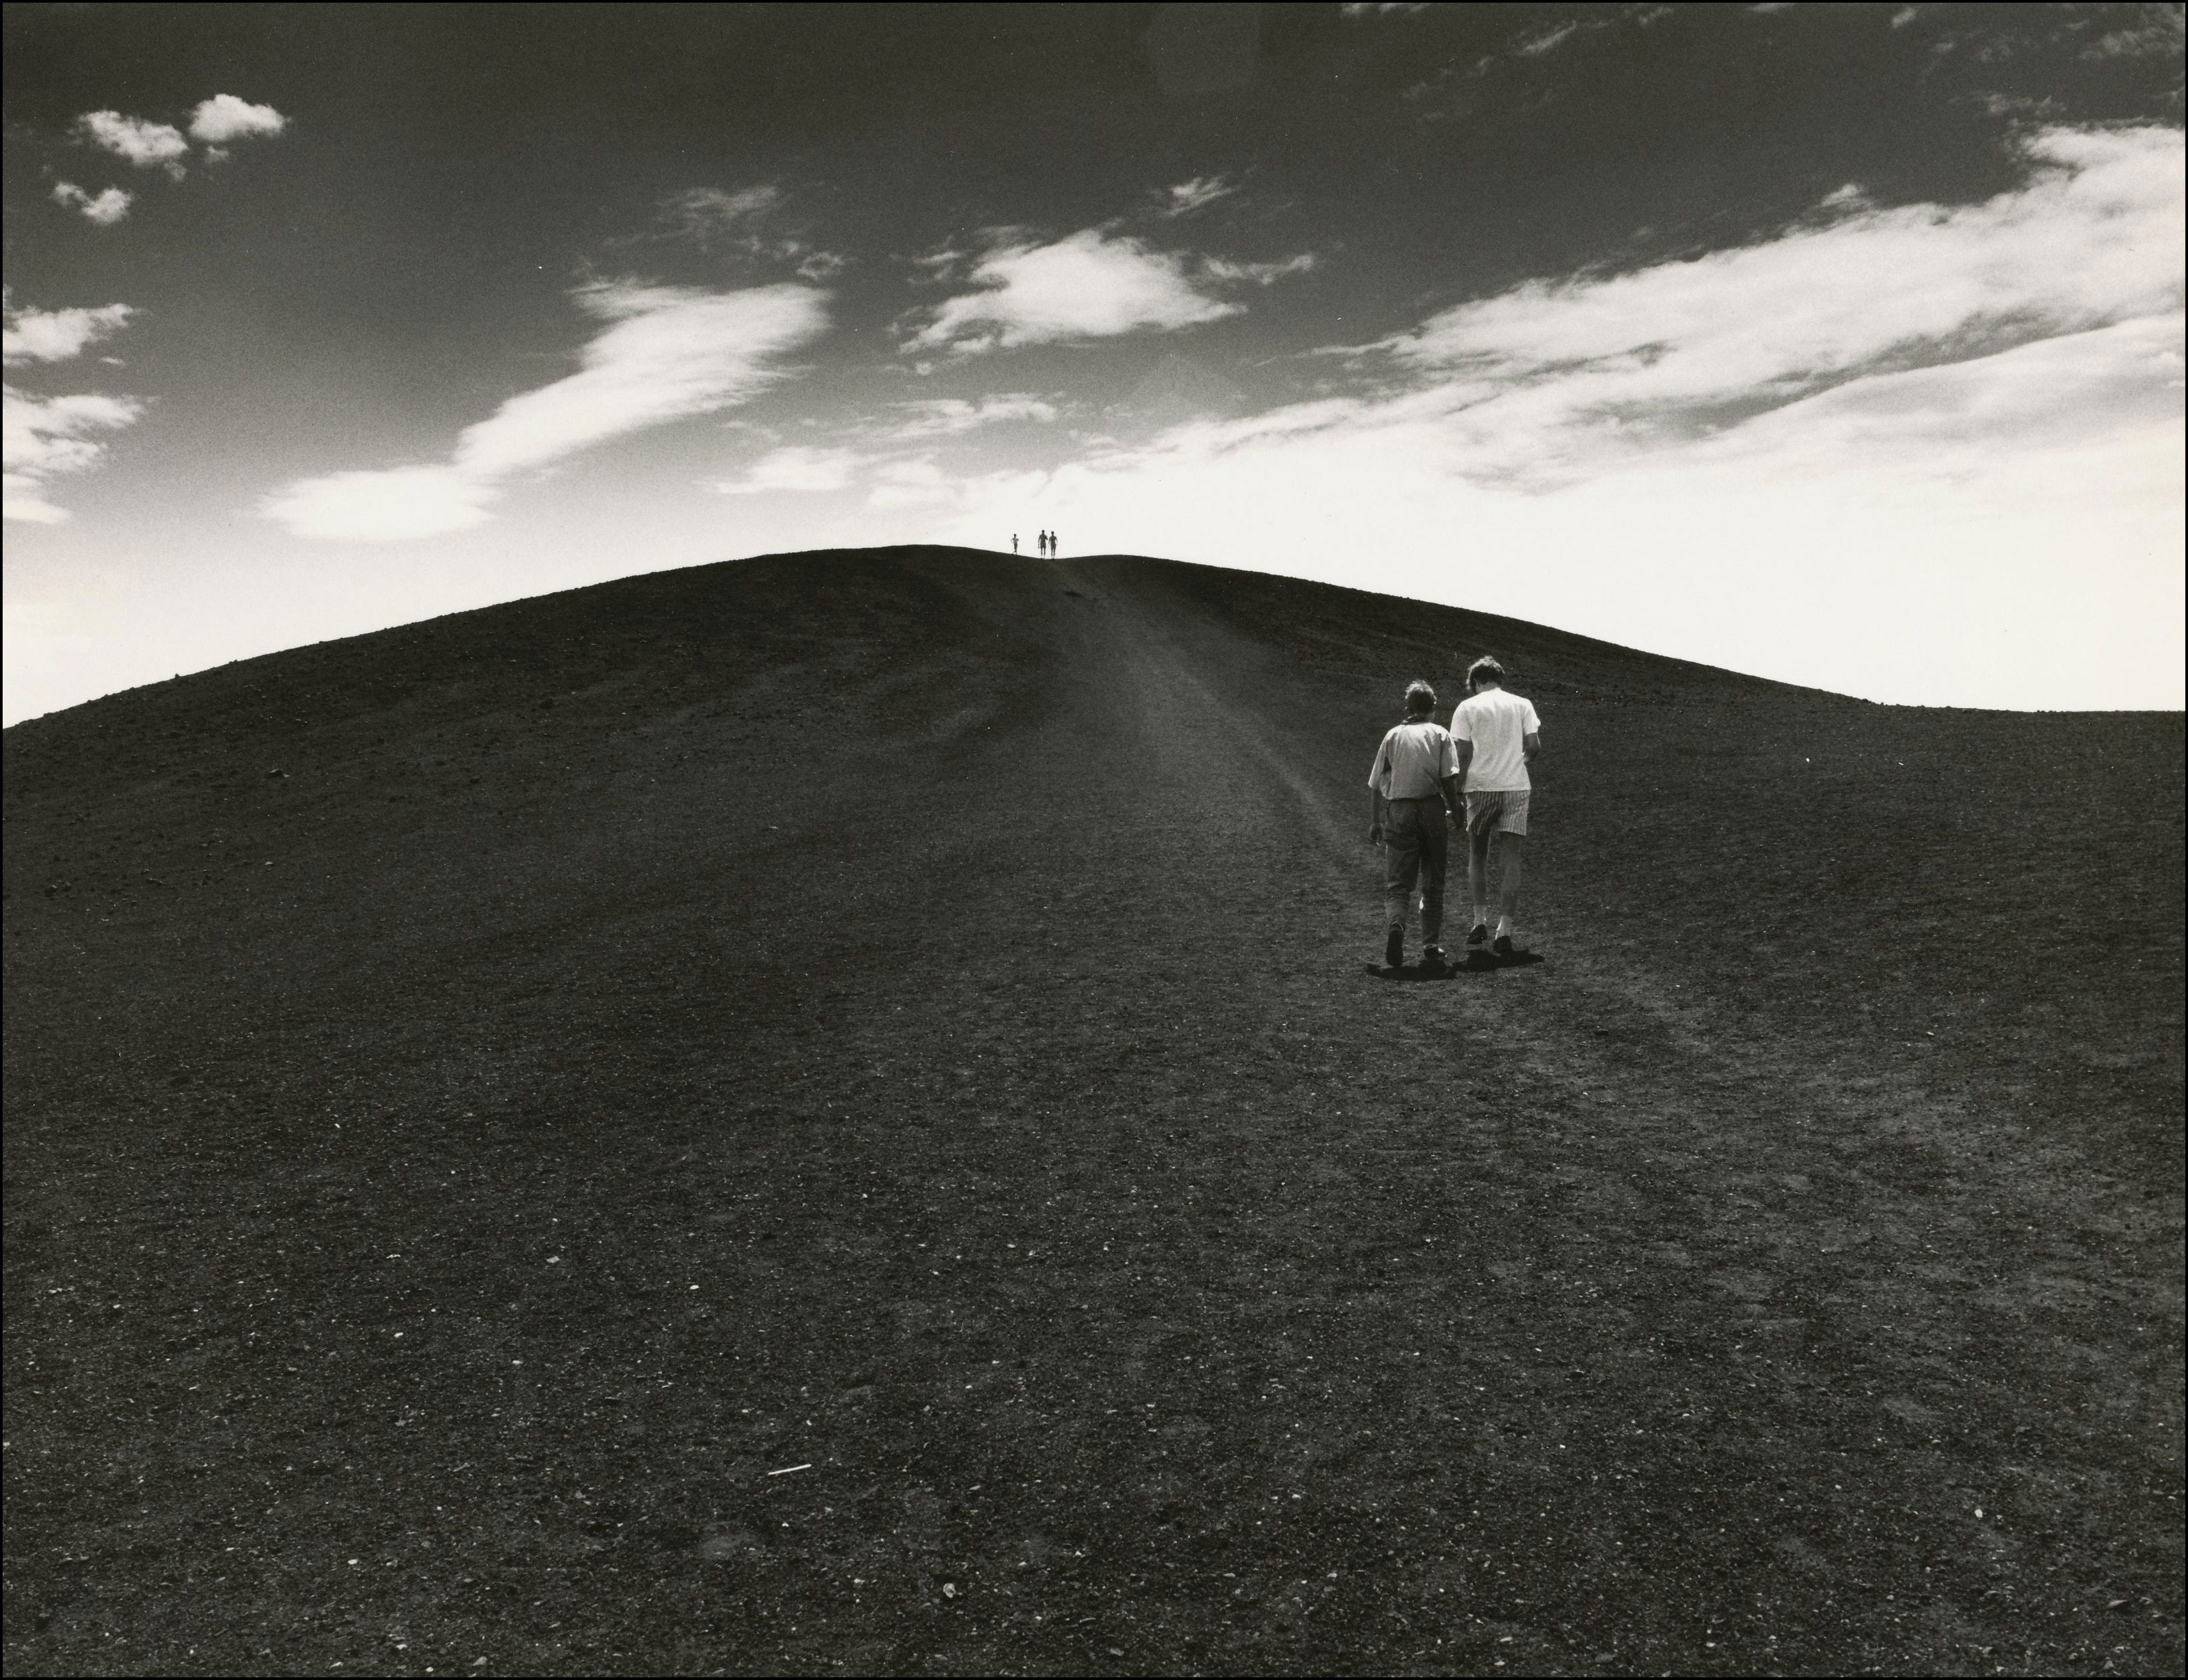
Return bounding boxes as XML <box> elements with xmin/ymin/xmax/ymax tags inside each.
<box><xmin>1404</xmin><ymin>679</ymin><xmax>1437</xmax><ymax>717</ymax></box>
<box><xmin>1467</xmin><ymin>656</ymin><xmax>1505</xmax><ymax>691</ymax></box>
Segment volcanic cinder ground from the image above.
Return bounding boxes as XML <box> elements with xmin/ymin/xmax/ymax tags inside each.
<box><xmin>4</xmin><ymin>549</ymin><xmax>2182</xmax><ymax>1676</ymax></box>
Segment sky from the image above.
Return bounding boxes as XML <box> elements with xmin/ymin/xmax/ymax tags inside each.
<box><xmin>3</xmin><ymin>2</ymin><xmax>2183</xmax><ymax>723</ymax></box>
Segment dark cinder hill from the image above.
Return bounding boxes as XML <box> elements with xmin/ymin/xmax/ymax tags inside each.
<box><xmin>5</xmin><ymin>547</ymin><xmax>2182</xmax><ymax>1675</ymax></box>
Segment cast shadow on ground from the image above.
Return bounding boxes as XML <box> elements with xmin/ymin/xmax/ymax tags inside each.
<box><xmin>1362</xmin><ymin>950</ymin><xmax>1545</xmax><ymax>982</ymax></box>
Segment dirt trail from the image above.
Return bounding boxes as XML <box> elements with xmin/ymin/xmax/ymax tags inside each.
<box><xmin>1014</xmin><ymin>558</ymin><xmax>2183</xmax><ymax>1673</ymax></box>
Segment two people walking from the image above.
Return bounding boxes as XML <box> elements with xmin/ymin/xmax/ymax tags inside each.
<box><xmin>1366</xmin><ymin>657</ymin><xmax>1541</xmax><ymax>969</ymax></box>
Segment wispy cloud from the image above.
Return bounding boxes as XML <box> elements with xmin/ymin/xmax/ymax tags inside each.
<box><xmin>1159</xmin><ymin>175</ymin><xmax>1238</xmax><ymax>217</ymax></box>
<box><xmin>75</xmin><ymin>109</ymin><xmax>189</xmax><ymax>177</ymax></box>
<box><xmin>1203</xmin><ymin>253</ymin><xmax>1317</xmax><ymax>286</ymax></box>
<box><xmin>189</xmin><ymin>94</ymin><xmax>287</xmax><ymax>143</ymax></box>
<box><xmin>1355</xmin><ymin>125</ymin><xmax>2185</xmax><ymax>483</ymax></box>
<box><xmin>641</xmin><ymin>185</ymin><xmax>849</xmax><ymax>277</ymax></box>
<box><xmin>51</xmin><ymin>181</ymin><xmax>133</xmax><ymax>225</ymax></box>
<box><xmin>661</xmin><ymin>185</ymin><xmax>782</xmax><ymax>249</ymax></box>
<box><xmin>3</xmin><ymin>389</ymin><xmax>147</xmax><ymax>524</ymax></box>
<box><xmin>2084</xmin><ymin>3</ymin><xmax>2187</xmax><ymax>59</ymax></box>
<box><xmin>3</xmin><ymin>300</ymin><xmax>135</xmax><ymax>364</ymax></box>
<box><xmin>906</xmin><ymin>228</ymin><xmax>1289</xmax><ymax>354</ymax></box>
<box><xmin>1513</xmin><ymin>21</ymin><xmax>1579</xmax><ymax>57</ymax></box>
<box><xmin>262</xmin><ymin>280</ymin><xmax>831</xmax><ymax>539</ymax></box>
<box><xmin>887</xmin><ymin>394</ymin><xmax>1059</xmax><ymax>437</ymax></box>
<box><xmin>4</xmin><ymin>295</ymin><xmax>146</xmax><ymax>523</ymax></box>
<box><xmin>706</xmin><ymin>445</ymin><xmax>864</xmax><ymax>496</ymax></box>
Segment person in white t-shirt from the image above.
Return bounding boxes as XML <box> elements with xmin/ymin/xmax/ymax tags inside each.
<box><xmin>1451</xmin><ymin>656</ymin><xmax>1543</xmax><ymax>957</ymax></box>
<box><xmin>1366</xmin><ymin>679</ymin><xmax>1465</xmax><ymax>970</ymax></box>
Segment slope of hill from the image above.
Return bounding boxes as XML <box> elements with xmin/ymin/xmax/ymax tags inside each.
<box><xmin>5</xmin><ymin>547</ymin><xmax>2181</xmax><ymax>1674</ymax></box>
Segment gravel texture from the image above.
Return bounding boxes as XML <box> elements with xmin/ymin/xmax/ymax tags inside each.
<box><xmin>5</xmin><ymin>547</ymin><xmax>2182</xmax><ymax>1675</ymax></box>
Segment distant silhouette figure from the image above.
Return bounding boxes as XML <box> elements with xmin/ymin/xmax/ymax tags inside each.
<box><xmin>1039</xmin><ymin>529</ymin><xmax>1050</xmax><ymax>558</ymax></box>
<box><xmin>1052</xmin><ymin>530</ymin><xmax>1061</xmax><ymax>557</ymax></box>
<box><xmin>1012</xmin><ymin>533</ymin><xmax>1019</xmax><ymax>554</ymax></box>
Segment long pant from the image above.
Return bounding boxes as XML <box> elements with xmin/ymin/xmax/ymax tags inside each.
<box><xmin>1382</xmin><ymin>795</ymin><xmax>1448</xmax><ymax>946</ymax></box>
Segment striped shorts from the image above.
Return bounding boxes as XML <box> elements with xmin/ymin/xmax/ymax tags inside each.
<box><xmin>1463</xmin><ymin>789</ymin><xmax>1530</xmax><ymax>838</ymax></box>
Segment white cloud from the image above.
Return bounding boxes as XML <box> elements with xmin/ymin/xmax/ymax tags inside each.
<box><xmin>905</xmin><ymin>229</ymin><xmax>1241</xmax><ymax>354</ymax></box>
<box><xmin>3</xmin><ymin>300</ymin><xmax>135</xmax><ymax>365</ymax></box>
<box><xmin>3</xmin><ymin>386</ymin><xmax>147</xmax><ymax>523</ymax></box>
<box><xmin>706</xmin><ymin>445</ymin><xmax>862</xmax><ymax>495</ymax></box>
<box><xmin>257</xmin><ymin>466</ymin><xmax>497</xmax><ymax>541</ymax></box>
<box><xmin>1161</xmin><ymin>175</ymin><xmax>1237</xmax><ymax>217</ymax></box>
<box><xmin>887</xmin><ymin>394</ymin><xmax>1059</xmax><ymax>437</ymax></box>
<box><xmin>75</xmin><ymin>110</ymin><xmax>189</xmax><ymax>176</ymax></box>
<box><xmin>189</xmin><ymin>94</ymin><xmax>287</xmax><ymax>143</ymax></box>
<box><xmin>51</xmin><ymin>181</ymin><xmax>133</xmax><ymax>225</ymax></box>
<box><xmin>1366</xmin><ymin>124</ymin><xmax>2184</xmax><ymax>485</ymax></box>
<box><xmin>452</xmin><ymin>281</ymin><xmax>825</xmax><ymax>477</ymax></box>
<box><xmin>263</xmin><ymin>280</ymin><xmax>830</xmax><ymax>540</ymax></box>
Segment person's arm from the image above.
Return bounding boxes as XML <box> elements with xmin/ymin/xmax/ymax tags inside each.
<box><xmin>1453</xmin><ymin>737</ymin><xmax>1475</xmax><ymax>792</ymax></box>
<box><xmin>1367</xmin><ymin>735</ymin><xmax>1392</xmax><ymax>843</ymax></box>
<box><xmin>1439</xmin><ymin>771</ymin><xmax>1465</xmax><ymax>825</ymax></box>
<box><xmin>1521</xmin><ymin>730</ymin><xmax>1541</xmax><ymax>768</ymax></box>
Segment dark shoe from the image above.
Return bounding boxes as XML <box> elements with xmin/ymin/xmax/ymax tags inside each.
<box><xmin>1385</xmin><ymin>926</ymin><xmax>1404</xmax><ymax>968</ymax></box>
<box><xmin>1492</xmin><ymin>933</ymin><xmax>1515</xmax><ymax>957</ymax></box>
<box><xmin>1466</xmin><ymin>923</ymin><xmax>1489</xmax><ymax>947</ymax></box>
<box><xmin>1422</xmin><ymin>945</ymin><xmax>1447</xmax><ymax>968</ymax></box>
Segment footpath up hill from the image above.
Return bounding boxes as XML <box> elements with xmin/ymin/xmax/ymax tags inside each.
<box><xmin>5</xmin><ymin>547</ymin><xmax>2181</xmax><ymax>1675</ymax></box>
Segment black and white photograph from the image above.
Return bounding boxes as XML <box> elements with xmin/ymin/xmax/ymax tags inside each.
<box><xmin>4</xmin><ymin>3</ymin><xmax>2183</xmax><ymax>1673</ymax></box>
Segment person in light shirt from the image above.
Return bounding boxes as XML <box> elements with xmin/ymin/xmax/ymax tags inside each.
<box><xmin>1451</xmin><ymin>656</ymin><xmax>1543</xmax><ymax>957</ymax></box>
<box><xmin>1366</xmin><ymin>679</ymin><xmax>1465</xmax><ymax>970</ymax></box>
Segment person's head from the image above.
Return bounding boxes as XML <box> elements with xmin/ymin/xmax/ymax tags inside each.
<box><xmin>1404</xmin><ymin>679</ymin><xmax>1437</xmax><ymax>718</ymax></box>
<box><xmin>1467</xmin><ymin>656</ymin><xmax>1505</xmax><ymax>693</ymax></box>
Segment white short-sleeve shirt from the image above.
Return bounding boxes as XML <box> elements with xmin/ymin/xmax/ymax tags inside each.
<box><xmin>1452</xmin><ymin>687</ymin><xmax>1541</xmax><ymax>792</ymax></box>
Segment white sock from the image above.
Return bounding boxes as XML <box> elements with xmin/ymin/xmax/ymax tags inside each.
<box><xmin>1495</xmin><ymin>915</ymin><xmax>1514</xmax><ymax>937</ymax></box>
<box><xmin>1471</xmin><ymin>907</ymin><xmax>1489</xmax><ymax>929</ymax></box>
